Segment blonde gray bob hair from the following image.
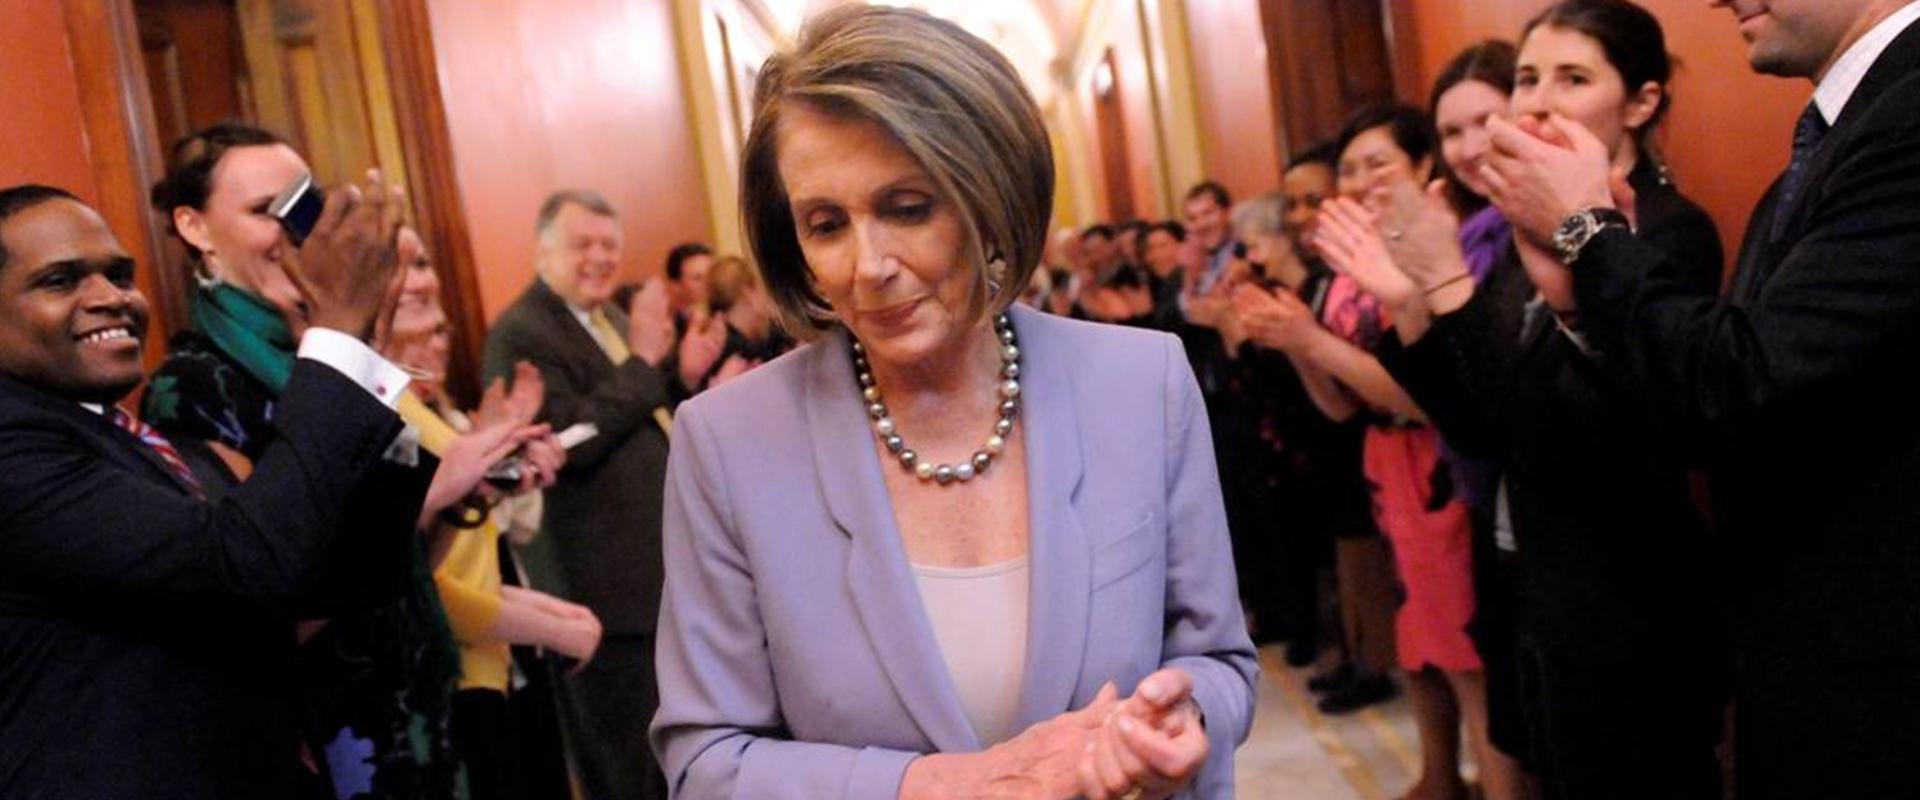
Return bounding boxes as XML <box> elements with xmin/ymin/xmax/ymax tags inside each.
<box><xmin>739</xmin><ymin>5</ymin><xmax>1054</xmax><ymax>337</ymax></box>
<box><xmin>1231</xmin><ymin>191</ymin><xmax>1288</xmax><ymax>241</ymax></box>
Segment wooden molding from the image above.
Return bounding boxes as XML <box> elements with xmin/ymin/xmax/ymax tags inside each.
<box><xmin>63</xmin><ymin>0</ymin><xmax>187</xmax><ymax>347</ymax></box>
<box><xmin>374</xmin><ymin>0</ymin><xmax>487</xmax><ymax>407</ymax></box>
<box><xmin>1260</xmin><ymin>0</ymin><xmax>1397</xmax><ymax>159</ymax></box>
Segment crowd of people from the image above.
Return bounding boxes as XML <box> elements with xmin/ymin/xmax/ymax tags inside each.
<box><xmin>2</xmin><ymin>0</ymin><xmax>1918</xmax><ymax>799</ymax></box>
<box><xmin>1027</xmin><ymin>5</ymin><xmax>1735</xmax><ymax>796</ymax></box>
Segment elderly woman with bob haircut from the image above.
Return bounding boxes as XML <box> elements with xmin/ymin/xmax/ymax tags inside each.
<box><xmin>648</xmin><ymin>6</ymin><xmax>1257</xmax><ymax>800</ymax></box>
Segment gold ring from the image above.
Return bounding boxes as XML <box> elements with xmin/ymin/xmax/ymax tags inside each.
<box><xmin>1119</xmin><ymin>786</ymin><xmax>1146</xmax><ymax>800</ymax></box>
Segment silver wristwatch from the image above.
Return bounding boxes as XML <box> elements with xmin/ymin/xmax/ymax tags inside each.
<box><xmin>1552</xmin><ymin>208</ymin><xmax>1631</xmax><ymax>264</ymax></box>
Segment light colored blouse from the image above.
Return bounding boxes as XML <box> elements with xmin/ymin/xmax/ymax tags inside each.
<box><xmin>910</xmin><ymin>557</ymin><xmax>1031</xmax><ymax>746</ymax></box>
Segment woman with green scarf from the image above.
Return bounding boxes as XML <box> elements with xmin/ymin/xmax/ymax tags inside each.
<box><xmin>143</xmin><ymin>122</ymin><xmax>527</xmax><ymax>800</ymax></box>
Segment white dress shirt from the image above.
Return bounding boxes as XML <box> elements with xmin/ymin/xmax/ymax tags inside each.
<box><xmin>1813</xmin><ymin>1</ymin><xmax>1920</xmax><ymax>124</ymax></box>
<box><xmin>300</xmin><ymin>327</ymin><xmax>412</xmax><ymax>409</ymax></box>
<box><xmin>299</xmin><ymin>327</ymin><xmax>418</xmax><ymax>463</ymax></box>
<box><xmin>88</xmin><ymin>329</ymin><xmax>407</xmax><ymax>417</ymax></box>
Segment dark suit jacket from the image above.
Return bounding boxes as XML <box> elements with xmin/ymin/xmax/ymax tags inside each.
<box><xmin>483</xmin><ymin>279</ymin><xmax>673</xmax><ymax>635</ymax></box>
<box><xmin>1383</xmin><ymin>164</ymin><xmax>1727</xmax><ymax>663</ymax></box>
<box><xmin>0</xmin><ymin>362</ymin><xmax>411</xmax><ymax>799</ymax></box>
<box><xmin>1569</xmin><ymin>21</ymin><xmax>1920</xmax><ymax>797</ymax></box>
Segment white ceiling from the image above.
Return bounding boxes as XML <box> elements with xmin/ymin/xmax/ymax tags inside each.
<box><xmin>755</xmin><ymin>0</ymin><xmax>1080</xmax><ymax>105</ymax></box>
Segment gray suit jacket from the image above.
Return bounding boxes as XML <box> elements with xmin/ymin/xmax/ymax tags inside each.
<box><xmin>650</xmin><ymin>304</ymin><xmax>1258</xmax><ymax>798</ymax></box>
<box><xmin>483</xmin><ymin>279</ymin><xmax>673</xmax><ymax>635</ymax></box>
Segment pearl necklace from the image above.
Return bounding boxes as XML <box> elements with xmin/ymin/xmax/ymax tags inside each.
<box><xmin>853</xmin><ymin>314</ymin><xmax>1021</xmax><ymax>486</ymax></box>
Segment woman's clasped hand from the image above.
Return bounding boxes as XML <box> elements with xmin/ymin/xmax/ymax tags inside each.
<box><xmin>903</xmin><ymin>668</ymin><xmax>1209</xmax><ymax>800</ymax></box>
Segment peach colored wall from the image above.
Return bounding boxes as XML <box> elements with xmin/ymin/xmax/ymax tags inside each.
<box><xmin>1114</xmin><ymin>3</ymin><xmax>1164</xmax><ymax>220</ymax></box>
<box><xmin>427</xmin><ymin>0</ymin><xmax>712</xmax><ymax>321</ymax></box>
<box><xmin>3</xmin><ymin>1</ymin><xmax>104</xmax><ymax>202</ymax></box>
<box><xmin>1183</xmin><ymin>0</ymin><xmax>1281</xmax><ymax>206</ymax></box>
<box><xmin>2</xmin><ymin>0</ymin><xmax>173</xmax><ymax>369</ymax></box>
<box><xmin>1390</xmin><ymin>0</ymin><xmax>1808</xmax><ymax>261</ymax></box>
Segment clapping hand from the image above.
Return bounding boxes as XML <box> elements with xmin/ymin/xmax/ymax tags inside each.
<box><xmin>470</xmin><ymin>362</ymin><xmax>564</xmax><ymax>495</ymax></box>
<box><xmin>417</xmin><ymin>416</ymin><xmax>552</xmax><ymax>530</ymax></box>
<box><xmin>1077</xmin><ymin>669</ymin><xmax>1210</xmax><ymax>800</ymax></box>
<box><xmin>284</xmin><ymin>169</ymin><xmax>408</xmax><ymax>340</ymax></box>
<box><xmin>416</xmin><ymin>366</ymin><xmax>555</xmax><ymax>529</ymax></box>
<box><xmin>676</xmin><ymin>309</ymin><xmax>729</xmax><ymax>390</ymax></box>
<box><xmin>1315</xmin><ymin>197</ymin><xmax>1420</xmax><ymax>309</ymax></box>
<box><xmin>1230</xmin><ymin>283</ymin><xmax>1319</xmax><ymax>353</ymax></box>
<box><xmin>1184</xmin><ymin>293</ymin><xmax>1232</xmax><ymax>330</ymax></box>
<box><xmin>471</xmin><ymin>361</ymin><xmax>544</xmax><ymax>430</ymax></box>
<box><xmin>625</xmin><ymin>278</ymin><xmax>678</xmax><ymax>367</ymax></box>
<box><xmin>900</xmin><ymin>683</ymin><xmax>1123</xmax><ymax>800</ymax></box>
<box><xmin>1481</xmin><ymin>113</ymin><xmax>1616</xmax><ymax>246</ymax></box>
<box><xmin>1373</xmin><ymin>179</ymin><xmax>1474</xmax><ymax>294</ymax></box>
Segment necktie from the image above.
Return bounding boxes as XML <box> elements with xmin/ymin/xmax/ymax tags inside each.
<box><xmin>588</xmin><ymin>308</ymin><xmax>633</xmax><ymax>365</ymax></box>
<box><xmin>1772</xmin><ymin>102</ymin><xmax>1831</xmax><ymax>239</ymax></box>
<box><xmin>110</xmin><ymin>407</ymin><xmax>206</xmax><ymax>498</ymax></box>
<box><xmin>588</xmin><ymin>308</ymin><xmax>673</xmax><ymax>439</ymax></box>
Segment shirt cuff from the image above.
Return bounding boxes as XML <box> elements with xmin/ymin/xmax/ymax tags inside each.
<box><xmin>298</xmin><ymin>327</ymin><xmax>412</xmax><ymax>409</ymax></box>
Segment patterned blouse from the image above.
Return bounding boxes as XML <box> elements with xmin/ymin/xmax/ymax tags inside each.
<box><xmin>145</xmin><ymin>329</ymin><xmax>465</xmax><ymax>800</ymax></box>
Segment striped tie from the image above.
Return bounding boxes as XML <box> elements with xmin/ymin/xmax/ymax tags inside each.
<box><xmin>1772</xmin><ymin>102</ymin><xmax>1830</xmax><ymax>240</ymax></box>
<box><xmin>110</xmin><ymin>407</ymin><xmax>206</xmax><ymax>498</ymax></box>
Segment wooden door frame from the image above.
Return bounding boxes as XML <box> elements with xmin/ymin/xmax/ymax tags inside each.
<box><xmin>74</xmin><ymin>0</ymin><xmax>486</xmax><ymax>403</ymax></box>
<box><xmin>66</xmin><ymin>0</ymin><xmax>189</xmax><ymax>345</ymax></box>
<box><xmin>373</xmin><ymin>0</ymin><xmax>487</xmax><ymax>406</ymax></box>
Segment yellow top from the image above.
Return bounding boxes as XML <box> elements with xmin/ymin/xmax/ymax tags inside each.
<box><xmin>399</xmin><ymin>394</ymin><xmax>512</xmax><ymax>693</ymax></box>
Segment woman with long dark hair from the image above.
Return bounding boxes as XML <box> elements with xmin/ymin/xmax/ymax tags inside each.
<box><xmin>1315</xmin><ymin>2</ymin><xmax>1730</xmax><ymax>796</ymax></box>
<box><xmin>145</xmin><ymin>123</ymin><xmax>550</xmax><ymax>799</ymax></box>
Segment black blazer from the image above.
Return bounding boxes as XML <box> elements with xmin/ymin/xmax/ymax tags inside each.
<box><xmin>0</xmin><ymin>362</ymin><xmax>414</xmax><ymax>799</ymax></box>
<box><xmin>483</xmin><ymin>280</ymin><xmax>673</xmax><ymax>635</ymax></box>
<box><xmin>1381</xmin><ymin>164</ymin><xmax>1727</xmax><ymax>664</ymax></box>
<box><xmin>1568</xmin><ymin>21</ymin><xmax>1920</xmax><ymax>798</ymax></box>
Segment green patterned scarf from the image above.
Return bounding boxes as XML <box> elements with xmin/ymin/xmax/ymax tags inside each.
<box><xmin>190</xmin><ymin>282</ymin><xmax>297</xmax><ymax>393</ymax></box>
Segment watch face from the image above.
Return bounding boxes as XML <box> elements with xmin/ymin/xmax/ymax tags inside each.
<box><xmin>1554</xmin><ymin>212</ymin><xmax>1593</xmax><ymax>256</ymax></box>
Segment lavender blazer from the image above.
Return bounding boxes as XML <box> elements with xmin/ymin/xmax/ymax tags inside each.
<box><xmin>650</xmin><ymin>304</ymin><xmax>1258</xmax><ymax>799</ymax></box>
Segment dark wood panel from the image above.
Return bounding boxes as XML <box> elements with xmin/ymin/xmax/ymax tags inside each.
<box><xmin>1259</xmin><ymin>0</ymin><xmax>1398</xmax><ymax>159</ymax></box>
<box><xmin>134</xmin><ymin>0</ymin><xmax>245</xmax><ymax>145</ymax></box>
<box><xmin>1094</xmin><ymin>49</ymin><xmax>1138</xmax><ymax>222</ymax></box>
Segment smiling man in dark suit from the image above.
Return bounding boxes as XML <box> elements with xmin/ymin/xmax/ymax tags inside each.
<box><xmin>1477</xmin><ymin>1</ymin><xmax>1920</xmax><ymax>796</ymax></box>
<box><xmin>483</xmin><ymin>190</ymin><xmax>720</xmax><ymax>800</ymax></box>
<box><xmin>0</xmin><ymin>181</ymin><xmax>427</xmax><ymax>797</ymax></box>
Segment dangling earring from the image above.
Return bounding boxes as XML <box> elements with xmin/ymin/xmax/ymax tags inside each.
<box><xmin>193</xmin><ymin>253</ymin><xmax>222</xmax><ymax>289</ymax></box>
<box><xmin>985</xmin><ymin>247</ymin><xmax>1008</xmax><ymax>293</ymax></box>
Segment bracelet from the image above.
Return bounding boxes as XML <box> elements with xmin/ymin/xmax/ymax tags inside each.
<box><xmin>1422</xmin><ymin>272</ymin><xmax>1472</xmax><ymax>296</ymax></box>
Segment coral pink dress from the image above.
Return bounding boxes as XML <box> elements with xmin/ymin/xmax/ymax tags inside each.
<box><xmin>1324</xmin><ymin>276</ymin><xmax>1480</xmax><ymax>673</ymax></box>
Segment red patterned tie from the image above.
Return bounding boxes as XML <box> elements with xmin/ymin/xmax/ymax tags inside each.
<box><xmin>110</xmin><ymin>407</ymin><xmax>206</xmax><ymax>499</ymax></box>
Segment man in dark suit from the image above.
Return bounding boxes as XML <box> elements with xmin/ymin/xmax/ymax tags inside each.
<box><xmin>1481</xmin><ymin>2</ymin><xmax>1920</xmax><ymax>795</ymax></box>
<box><xmin>0</xmin><ymin>183</ymin><xmax>424</xmax><ymax>797</ymax></box>
<box><xmin>483</xmin><ymin>190</ymin><xmax>714</xmax><ymax>800</ymax></box>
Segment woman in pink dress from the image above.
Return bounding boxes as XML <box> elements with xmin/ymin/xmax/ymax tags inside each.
<box><xmin>1233</xmin><ymin>102</ymin><xmax>1509</xmax><ymax>800</ymax></box>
